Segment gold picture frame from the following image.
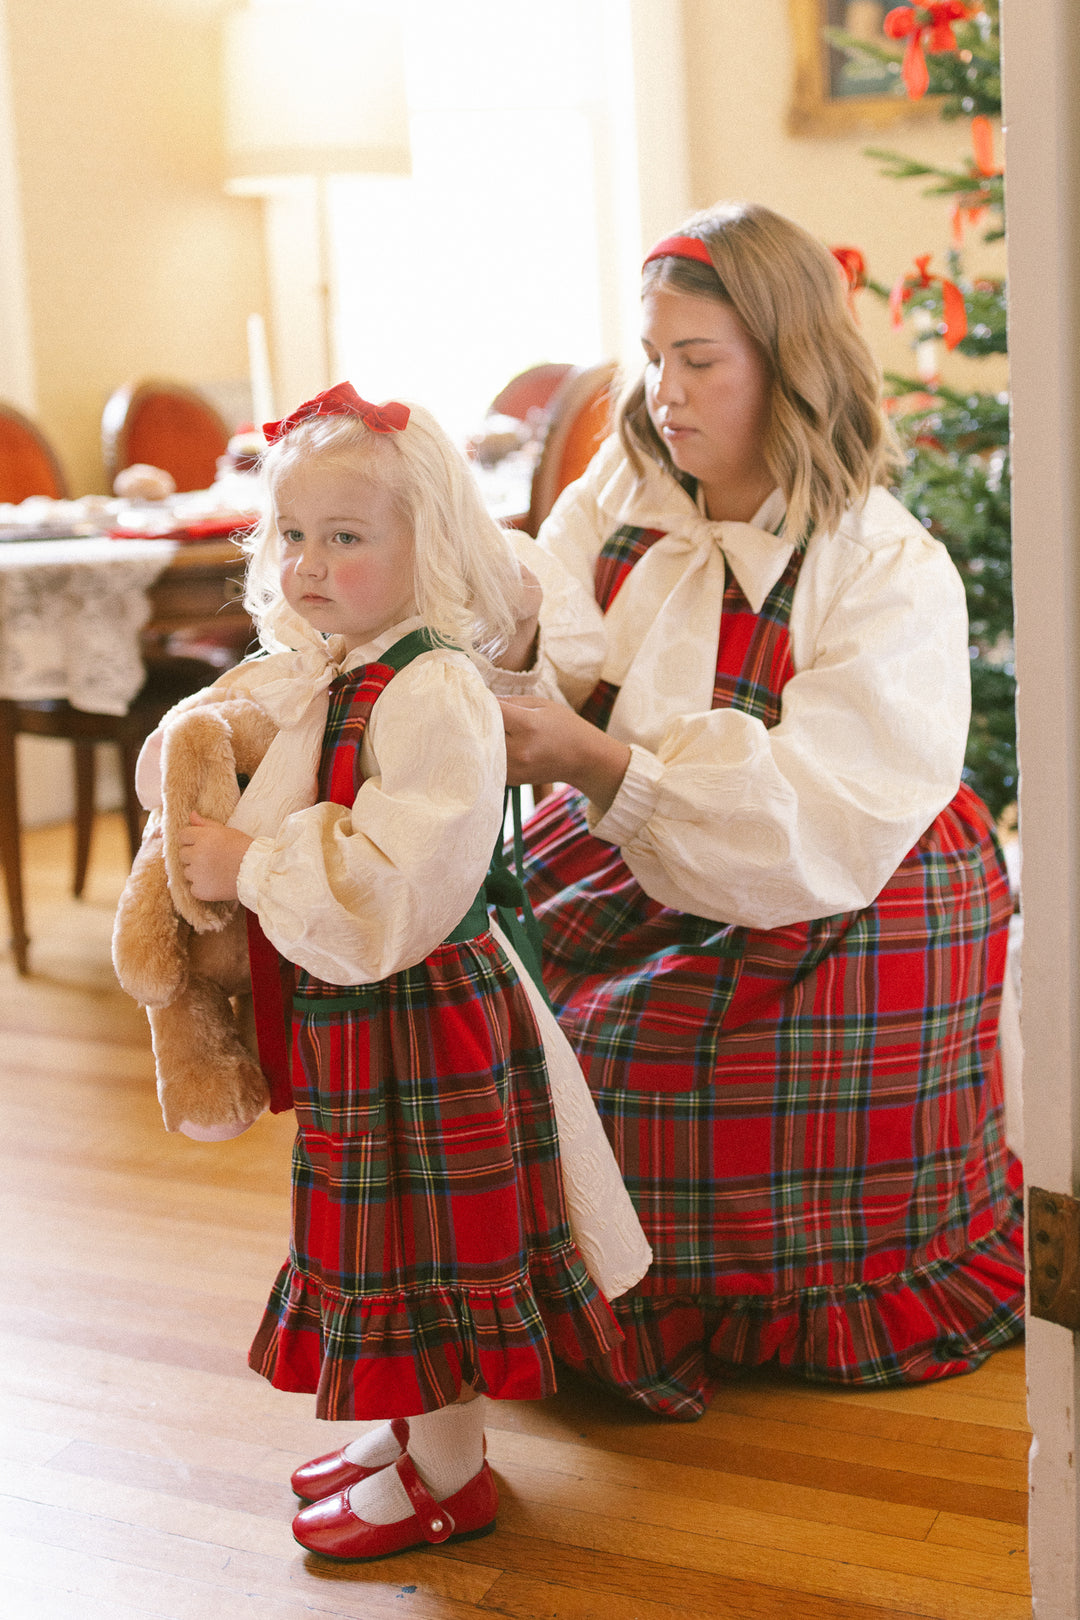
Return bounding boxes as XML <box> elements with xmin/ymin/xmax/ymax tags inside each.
<box><xmin>788</xmin><ymin>0</ymin><xmax>942</xmax><ymax>136</ymax></box>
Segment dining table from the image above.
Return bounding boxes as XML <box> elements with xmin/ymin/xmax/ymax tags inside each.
<box><xmin>0</xmin><ymin>507</ymin><xmax>256</xmax><ymax>974</ymax></box>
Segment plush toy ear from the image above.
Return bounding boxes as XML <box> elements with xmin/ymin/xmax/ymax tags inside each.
<box><xmin>159</xmin><ymin>698</ymin><xmax>280</xmax><ymax>933</ymax></box>
<box><xmin>161</xmin><ymin>707</ymin><xmax>246</xmax><ymax>932</ymax></box>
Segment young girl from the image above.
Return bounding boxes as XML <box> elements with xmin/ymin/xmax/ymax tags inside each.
<box><xmin>163</xmin><ymin>382</ymin><xmax>648</xmax><ymax>1560</ymax></box>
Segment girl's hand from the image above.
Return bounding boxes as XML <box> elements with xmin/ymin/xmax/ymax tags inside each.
<box><xmin>177</xmin><ymin>811</ymin><xmax>254</xmax><ymax>902</ymax></box>
<box><xmin>499</xmin><ymin>696</ymin><xmax>631</xmax><ymax>815</ymax></box>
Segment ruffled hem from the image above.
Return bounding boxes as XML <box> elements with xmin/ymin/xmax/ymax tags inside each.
<box><xmin>249</xmin><ymin>1250</ymin><xmax>623</xmax><ymax>1419</ymax></box>
<box><xmin>558</xmin><ymin>1205</ymin><xmax>1025</xmax><ymax>1421</ymax></box>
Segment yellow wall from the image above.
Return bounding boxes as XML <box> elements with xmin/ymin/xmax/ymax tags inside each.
<box><xmin>4</xmin><ymin>0</ymin><xmax>264</xmax><ymax>494</ymax></box>
<box><xmin>681</xmin><ymin>0</ymin><xmax>1006</xmax><ymax>394</ymax></box>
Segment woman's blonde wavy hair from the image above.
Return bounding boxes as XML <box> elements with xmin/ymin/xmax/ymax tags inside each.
<box><xmin>242</xmin><ymin>402</ymin><xmax>522</xmax><ymax>657</ymax></box>
<box><xmin>619</xmin><ymin>201</ymin><xmax>902</xmax><ymax>543</ymax></box>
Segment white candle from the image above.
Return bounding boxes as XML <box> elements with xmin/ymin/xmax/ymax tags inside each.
<box><xmin>247</xmin><ymin>312</ymin><xmax>275</xmax><ymax>429</ymax></box>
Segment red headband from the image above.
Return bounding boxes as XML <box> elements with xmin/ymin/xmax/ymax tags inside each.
<box><xmin>263</xmin><ymin>381</ymin><xmax>410</xmax><ymax>446</ymax></box>
<box><xmin>643</xmin><ymin>233</ymin><xmax>714</xmax><ymax>269</ymax></box>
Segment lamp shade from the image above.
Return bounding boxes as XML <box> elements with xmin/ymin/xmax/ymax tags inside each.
<box><xmin>224</xmin><ymin>2</ymin><xmax>411</xmax><ymax>181</ymax></box>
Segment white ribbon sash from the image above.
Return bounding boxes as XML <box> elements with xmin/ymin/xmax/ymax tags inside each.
<box><xmin>601</xmin><ymin>514</ymin><xmax>794</xmax><ymax>752</ymax></box>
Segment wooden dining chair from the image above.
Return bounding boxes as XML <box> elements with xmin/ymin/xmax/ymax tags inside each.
<box><xmin>525</xmin><ymin>360</ymin><xmax>619</xmax><ymax>537</ymax></box>
<box><xmin>0</xmin><ymin>402</ymin><xmax>69</xmax><ymax>503</ymax></box>
<box><xmin>489</xmin><ymin>363</ymin><xmax>574</xmax><ymax>424</ymax></box>
<box><xmin>516</xmin><ymin>361</ymin><xmax>619</xmax><ymax>808</ymax></box>
<box><xmin>0</xmin><ymin>657</ymin><xmax>227</xmax><ymax>976</ymax></box>
<box><xmin>101</xmin><ymin>378</ymin><xmax>230</xmax><ymax>493</ymax></box>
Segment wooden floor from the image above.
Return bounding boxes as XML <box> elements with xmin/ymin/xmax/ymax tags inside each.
<box><xmin>1</xmin><ymin>814</ymin><xmax>1032</xmax><ymax>1620</ymax></box>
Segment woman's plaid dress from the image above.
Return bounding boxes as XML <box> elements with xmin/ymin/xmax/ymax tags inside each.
<box><xmin>522</xmin><ymin>525</ymin><xmax>1024</xmax><ymax>1419</ymax></box>
<box><xmin>249</xmin><ymin>633</ymin><xmax>622</xmax><ymax>1419</ymax></box>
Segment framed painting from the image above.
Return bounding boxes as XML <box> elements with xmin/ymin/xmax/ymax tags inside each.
<box><xmin>787</xmin><ymin>0</ymin><xmax>941</xmax><ymax>136</ymax></box>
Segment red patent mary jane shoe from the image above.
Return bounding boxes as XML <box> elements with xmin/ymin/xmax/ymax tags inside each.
<box><xmin>292</xmin><ymin>1453</ymin><xmax>498</xmax><ymax>1561</ymax></box>
<box><xmin>291</xmin><ymin>1417</ymin><xmax>410</xmax><ymax>1502</ymax></box>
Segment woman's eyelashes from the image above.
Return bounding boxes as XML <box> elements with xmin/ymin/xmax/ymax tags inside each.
<box><xmin>644</xmin><ymin>351</ymin><xmax>715</xmax><ymax>375</ymax></box>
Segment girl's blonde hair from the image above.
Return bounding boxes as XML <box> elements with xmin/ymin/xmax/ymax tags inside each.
<box><xmin>243</xmin><ymin>402</ymin><xmax>522</xmax><ymax>656</ymax></box>
<box><xmin>619</xmin><ymin>201</ymin><xmax>902</xmax><ymax>542</ymax></box>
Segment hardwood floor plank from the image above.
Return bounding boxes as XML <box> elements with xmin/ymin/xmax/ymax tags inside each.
<box><xmin>491</xmin><ymin>1457</ymin><xmax>1030</xmax><ymax>1596</ymax></box>
<box><xmin>453</xmin><ymin>1516</ymin><xmax>1031</xmax><ymax>1620</ymax></box>
<box><xmin>0</xmin><ymin>1528</ymin><xmax>498</xmax><ymax>1619</ymax></box>
<box><xmin>479</xmin><ymin>1568</ymin><xmax>931</xmax><ymax>1620</ymax></box>
<box><xmin>483</xmin><ymin>1381</ymin><xmax>1029</xmax><ymax>1526</ymax></box>
<box><xmin>0</xmin><ymin>1497</ymin><xmax>500</xmax><ymax>1615</ymax></box>
<box><xmin>485</xmin><ymin>1427</ymin><xmax>940</xmax><ymax>1540</ymax></box>
<box><xmin>926</xmin><ymin>1510</ymin><xmax>1028</xmax><ymax>1558</ymax></box>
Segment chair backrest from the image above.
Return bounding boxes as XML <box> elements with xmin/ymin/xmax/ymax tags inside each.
<box><xmin>102</xmin><ymin>379</ymin><xmax>230</xmax><ymax>493</ymax></box>
<box><xmin>526</xmin><ymin>360</ymin><xmax>619</xmax><ymax>537</ymax></box>
<box><xmin>489</xmin><ymin>363</ymin><xmax>574</xmax><ymax>423</ymax></box>
<box><xmin>0</xmin><ymin>402</ymin><xmax>69</xmax><ymax>503</ymax></box>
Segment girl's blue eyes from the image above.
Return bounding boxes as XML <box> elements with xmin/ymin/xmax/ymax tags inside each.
<box><xmin>281</xmin><ymin>529</ymin><xmax>362</xmax><ymax>545</ymax></box>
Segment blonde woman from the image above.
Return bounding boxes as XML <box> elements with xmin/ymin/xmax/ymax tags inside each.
<box><xmin>500</xmin><ymin>202</ymin><xmax>1023</xmax><ymax>1418</ymax></box>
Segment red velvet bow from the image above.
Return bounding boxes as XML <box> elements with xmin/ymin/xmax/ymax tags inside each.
<box><xmin>889</xmin><ymin>254</ymin><xmax>968</xmax><ymax>350</ymax></box>
<box><xmin>883</xmin><ymin>3</ymin><xmax>975</xmax><ymax>100</ymax></box>
<box><xmin>263</xmin><ymin>381</ymin><xmax>410</xmax><ymax>446</ymax></box>
<box><xmin>831</xmin><ymin>246</ymin><xmax>867</xmax><ymax>313</ymax></box>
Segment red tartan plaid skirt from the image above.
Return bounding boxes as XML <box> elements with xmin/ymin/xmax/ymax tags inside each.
<box><xmin>248</xmin><ymin>930</ymin><xmax>623</xmax><ymax>1419</ymax></box>
<box><xmin>247</xmin><ymin>646</ymin><xmax>622</xmax><ymax>1420</ymax></box>
<box><xmin>522</xmin><ymin>781</ymin><xmax>1024</xmax><ymax>1419</ymax></box>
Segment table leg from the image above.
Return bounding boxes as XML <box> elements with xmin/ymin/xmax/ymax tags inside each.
<box><xmin>73</xmin><ymin>739</ymin><xmax>95</xmax><ymax>898</ymax></box>
<box><xmin>0</xmin><ymin>699</ymin><xmax>29</xmax><ymax>974</ymax></box>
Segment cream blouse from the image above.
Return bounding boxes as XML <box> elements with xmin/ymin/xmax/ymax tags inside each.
<box><xmin>231</xmin><ymin>621</ymin><xmax>507</xmax><ymax>985</ymax></box>
<box><xmin>497</xmin><ymin>437</ymin><xmax>972</xmax><ymax>931</ymax></box>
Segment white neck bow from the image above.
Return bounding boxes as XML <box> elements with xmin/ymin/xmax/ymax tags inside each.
<box><xmin>600</xmin><ymin>492</ymin><xmax>794</xmax><ymax>751</ymax></box>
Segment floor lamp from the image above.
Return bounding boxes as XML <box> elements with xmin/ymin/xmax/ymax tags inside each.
<box><xmin>223</xmin><ymin>0</ymin><xmax>411</xmax><ymax>396</ymax></box>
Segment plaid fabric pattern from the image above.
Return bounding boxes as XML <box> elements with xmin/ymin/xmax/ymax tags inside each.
<box><xmin>249</xmin><ymin>642</ymin><xmax>621</xmax><ymax>1419</ymax></box>
<box><xmin>580</xmin><ymin>526</ymin><xmax>797</xmax><ymax>731</ymax></box>
<box><xmin>522</xmin><ymin>535</ymin><xmax>1024</xmax><ymax>1417</ymax></box>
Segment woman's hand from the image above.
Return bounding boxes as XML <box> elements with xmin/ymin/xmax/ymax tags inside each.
<box><xmin>500</xmin><ymin>696</ymin><xmax>631</xmax><ymax>815</ymax></box>
<box><xmin>178</xmin><ymin>811</ymin><xmax>254</xmax><ymax>902</ymax></box>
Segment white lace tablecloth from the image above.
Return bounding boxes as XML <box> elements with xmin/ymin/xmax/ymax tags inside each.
<box><xmin>0</xmin><ymin>537</ymin><xmax>179</xmax><ymax>715</ymax></box>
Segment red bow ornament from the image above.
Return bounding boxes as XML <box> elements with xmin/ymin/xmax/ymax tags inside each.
<box><xmin>889</xmin><ymin>254</ymin><xmax>968</xmax><ymax>350</ymax></box>
<box><xmin>951</xmin><ymin>115</ymin><xmax>1003</xmax><ymax>244</ymax></box>
<box><xmin>264</xmin><ymin>381</ymin><xmax>410</xmax><ymax>446</ymax></box>
<box><xmin>831</xmin><ymin>246</ymin><xmax>868</xmax><ymax>313</ymax></box>
<box><xmin>883</xmin><ymin>3</ymin><xmax>977</xmax><ymax>100</ymax></box>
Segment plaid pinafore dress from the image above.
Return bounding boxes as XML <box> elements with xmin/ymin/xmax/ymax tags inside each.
<box><xmin>522</xmin><ymin>525</ymin><xmax>1024</xmax><ymax>1418</ymax></box>
<box><xmin>248</xmin><ymin>630</ymin><xmax>621</xmax><ymax>1420</ymax></box>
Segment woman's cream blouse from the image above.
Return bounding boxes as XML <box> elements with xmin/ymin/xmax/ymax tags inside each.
<box><xmin>499</xmin><ymin>437</ymin><xmax>972</xmax><ymax>932</ymax></box>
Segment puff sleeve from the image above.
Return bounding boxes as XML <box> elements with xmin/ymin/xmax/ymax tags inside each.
<box><xmin>236</xmin><ymin>651</ymin><xmax>506</xmax><ymax>983</ymax></box>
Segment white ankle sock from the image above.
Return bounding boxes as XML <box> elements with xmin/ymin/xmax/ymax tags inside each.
<box><xmin>340</xmin><ymin>1421</ymin><xmax>405</xmax><ymax>1470</ymax></box>
<box><xmin>346</xmin><ymin>1397</ymin><xmax>486</xmax><ymax>1526</ymax></box>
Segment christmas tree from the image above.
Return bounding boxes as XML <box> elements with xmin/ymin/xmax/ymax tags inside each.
<box><xmin>830</xmin><ymin>1</ymin><xmax>1013</xmax><ymax>819</ymax></box>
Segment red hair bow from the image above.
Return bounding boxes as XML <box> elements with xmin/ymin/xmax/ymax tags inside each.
<box><xmin>883</xmin><ymin>3</ymin><xmax>975</xmax><ymax>100</ymax></box>
<box><xmin>263</xmin><ymin>381</ymin><xmax>410</xmax><ymax>446</ymax></box>
<box><xmin>889</xmin><ymin>253</ymin><xmax>968</xmax><ymax>349</ymax></box>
